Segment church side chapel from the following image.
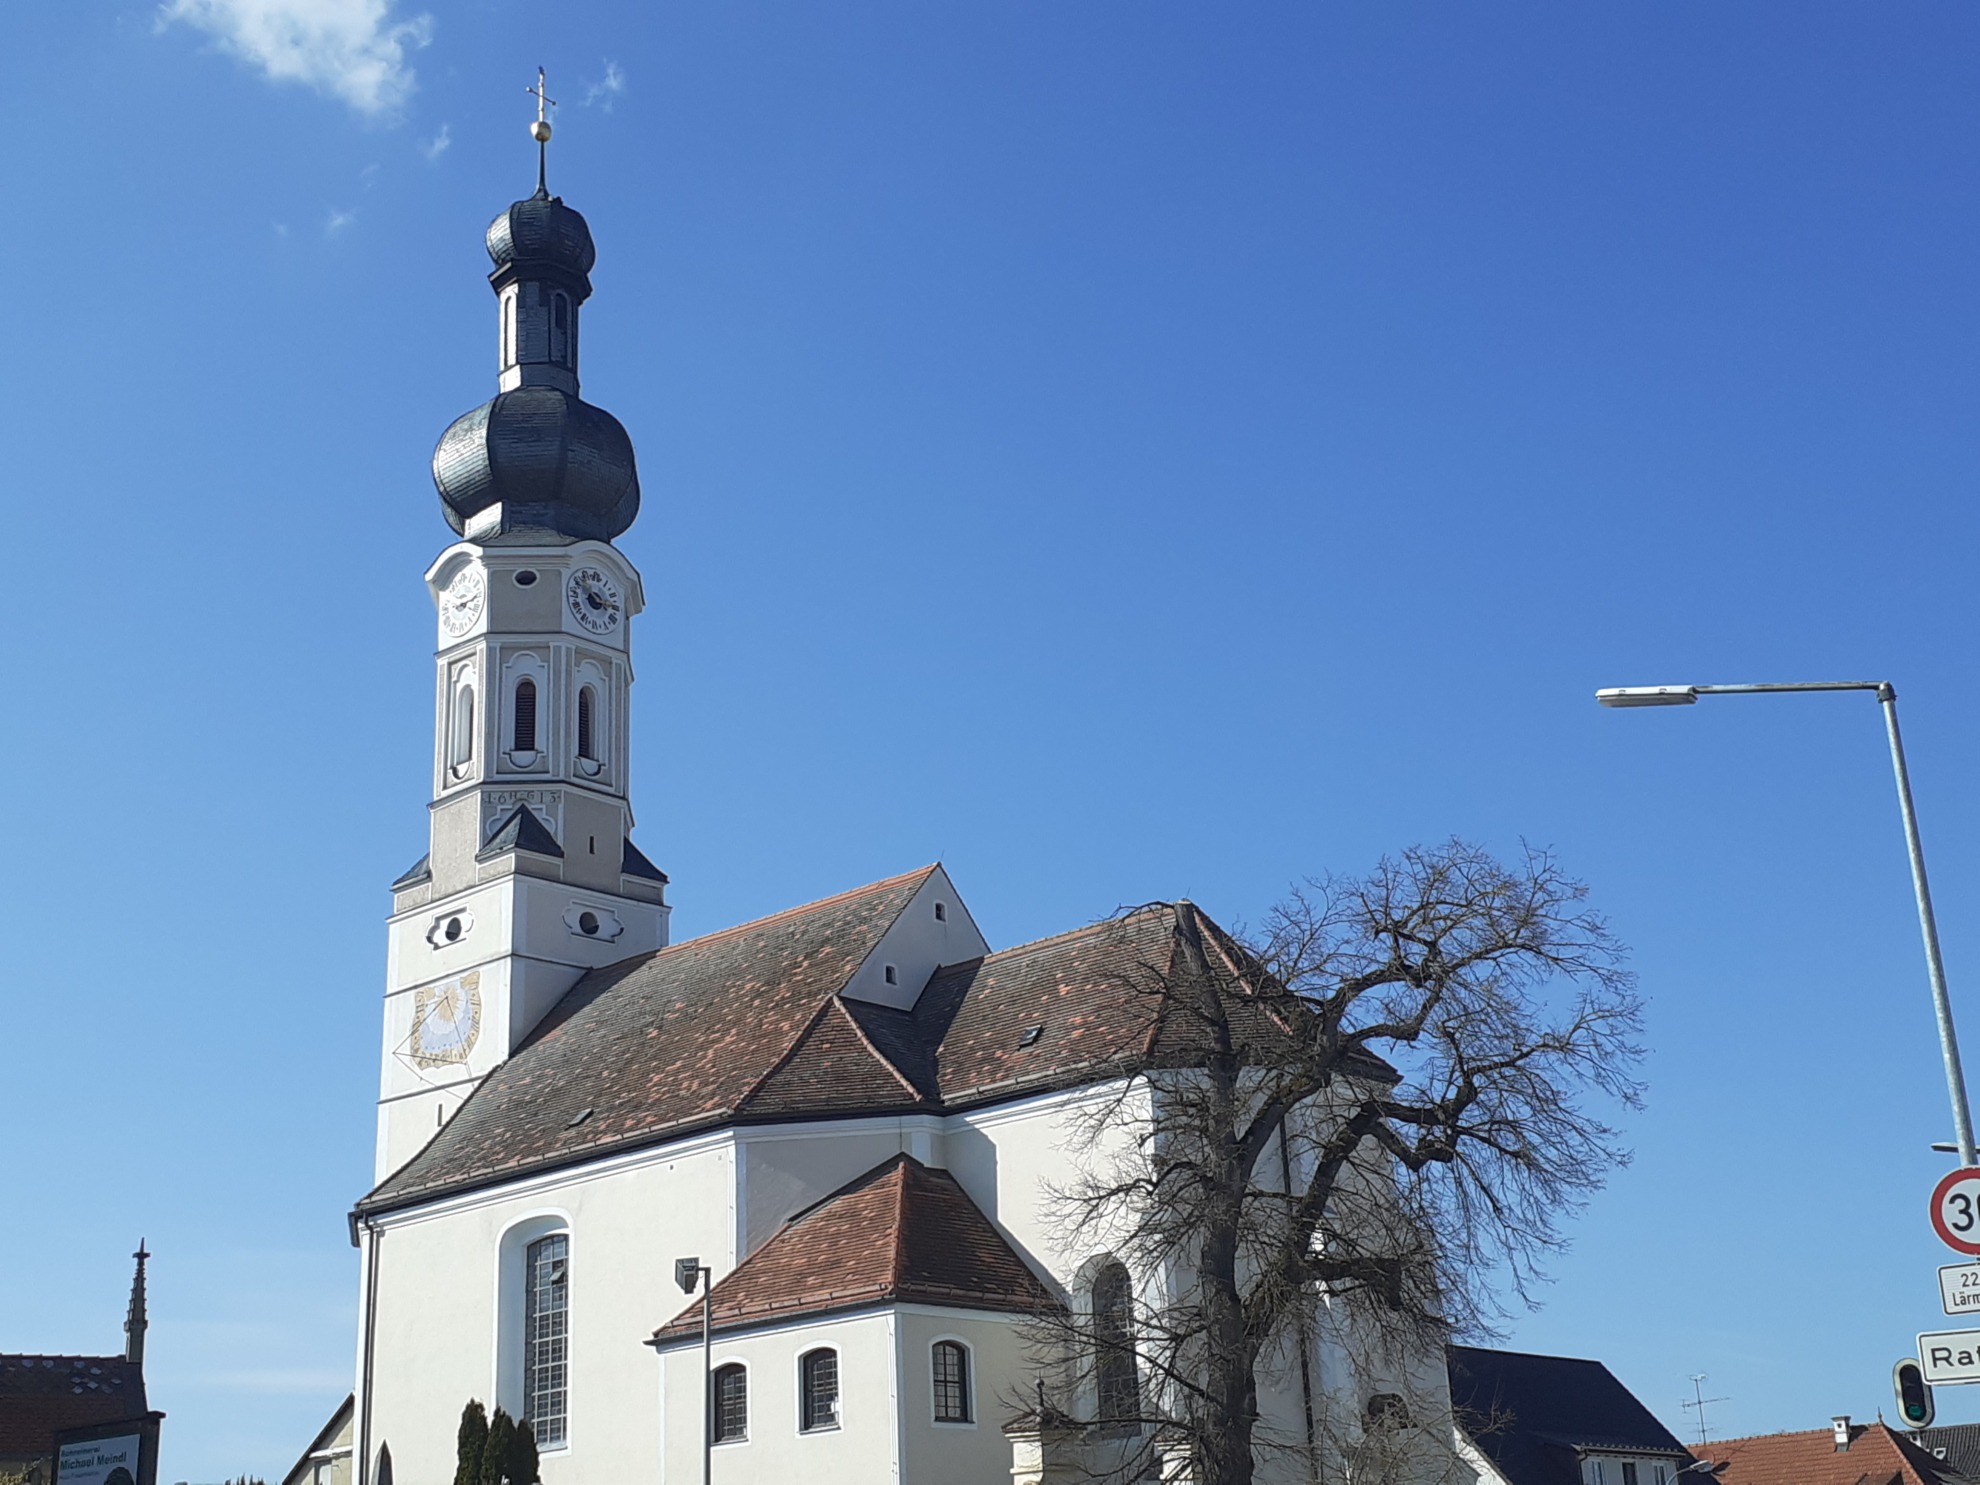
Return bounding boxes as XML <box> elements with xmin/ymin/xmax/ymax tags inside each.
<box><xmin>341</xmin><ymin>98</ymin><xmax>1452</xmax><ymax>1485</ymax></box>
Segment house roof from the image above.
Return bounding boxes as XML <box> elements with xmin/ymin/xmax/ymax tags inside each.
<box><xmin>360</xmin><ymin>878</ymin><xmax>1360</xmax><ymax>1216</ymax></box>
<box><xmin>648</xmin><ymin>1154</ymin><xmax>1055</xmax><ymax>1343</ymax></box>
<box><xmin>1693</xmin><ymin>1424</ymin><xmax>1966</xmax><ymax>1485</ymax></box>
<box><xmin>279</xmin><ymin>1393</ymin><xmax>353</xmax><ymax>1485</ymax></box>
<box><xmin>1449</xmin><ymin>1346</ymin><xmax>1689</xmax><ymax>1485</ymax></box>
<box><xmin>1917</xmin><ymin>1424</ymin><xmax>1980</xmax><ymax>1483</ymax></box>
<box><xmin>0</xmin><ymin>1356</ymin><xmax>147</xmax><ymax>1461</ymax></box>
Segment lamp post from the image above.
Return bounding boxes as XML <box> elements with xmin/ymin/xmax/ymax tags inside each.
<box><xmin>1596</xmin><ymin>680</ymin><xmax>1976</xmax><ymax>1168</ymax></box>
<box><xmin>674</xmin><ymin>1256</ymin><xmax>712</xmax><ymax>1485</ymax></box>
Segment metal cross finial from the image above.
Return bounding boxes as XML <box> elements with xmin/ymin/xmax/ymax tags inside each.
<box><xmin>526</xmin><ymin>67</ymin><xmax>558</xmax><ymax>195</ymax></box>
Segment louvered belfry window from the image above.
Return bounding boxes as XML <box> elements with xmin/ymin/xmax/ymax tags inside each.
<box><xmin>513</xmin><ymin>678</ymin><xmax>538</xmax><ymax>753</ymax></box>
<box><xmin>713</xmin><ymin>1363</ymin><xmax>748</xmax><ymax>1442</ymax></box>
<box><xmin>524</xmin><ymin>1234</ymin><xmax>569</xmax><ymax>1446</ymax></box>
<box><xmin>576</xmin><ymin>685</ymin><xmax>596</xmax><ymax>762</ymax></box>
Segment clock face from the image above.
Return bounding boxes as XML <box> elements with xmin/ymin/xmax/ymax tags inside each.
<box><xmin>439</xmin><ymin>568</ymin><xmax>486</xmax><ymax>638</ymax></box>
<box><xmin>567</xmin><ymin>567</ymin><xmax>623</xmax><ymax>634</ymax></box>
<box><xmin>411</xmin><ymin>971</ymin><xmax>482</xmax><ymax>1066</ymax></box>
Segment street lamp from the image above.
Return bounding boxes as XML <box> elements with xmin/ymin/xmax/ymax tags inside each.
<box><xmin>674</xmin><ymin>1256</ymin><xmax>712</xmax><ymax>1485</ymax></box>
<box><xmin>1596</xmin><ymin>679</ymin><xmax>1977</xmax><ymax>1168</ymax></box>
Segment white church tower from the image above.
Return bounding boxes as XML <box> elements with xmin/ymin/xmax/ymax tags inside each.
<box><xmin>376</xmin><ymin>121</ymin><xmax>669</xmax><ymax>1181</ymax></box>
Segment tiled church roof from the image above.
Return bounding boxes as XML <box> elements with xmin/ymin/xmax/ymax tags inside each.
<box><xmin>649</xmin><ymin>1155</ymin><xmax>1055</xmax><ymax>1342</ymax></box>
<box><xmin>0</xmin><ymin>1355</ymin><xmax>146</xmax><ymax>1461</ymax></box>
<box><xmin>360</xmin><ymin>875</ymin><xmax>1361</xmax><ymax>1214</ymax></box>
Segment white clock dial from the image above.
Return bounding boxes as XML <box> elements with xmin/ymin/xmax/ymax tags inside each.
<box><xmin>439</xmin><ymin>568</ymin><xmax>486</xmax><ymax>638</ymax></box>
<box><xmin>567</xmin><ymin>567</ymin><xmax>623</xmax><ymax>634</ymax></box>
<box><xmin>411</xmin><ymin>971</ymin><xmax>482</xmax><ymax>1066</ymax></box>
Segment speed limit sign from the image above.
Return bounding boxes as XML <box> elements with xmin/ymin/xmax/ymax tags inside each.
<box><xmin>1932</xmin><ymin>1169</ymin><xmax>1980</xmax><ymax>1255</ymax></box>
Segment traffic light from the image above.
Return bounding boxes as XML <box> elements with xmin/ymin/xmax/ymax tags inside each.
<box><xmin>1894</xmin><ymin>1358</ymin><xmax>1935</xmax><ymax>1429</ymax></box>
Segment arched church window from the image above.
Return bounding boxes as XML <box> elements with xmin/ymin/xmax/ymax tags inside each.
<box><xmin>713</xmin><ymin>1363</ymin><xmax>748</xmax><ymax>1443</ymax></box>
<box><xmin>501</xmin><ymin>288</ymin><xmax>516</xmax><ymax>369</ymax></box>
<box><xmin>932</xmin><ymin>1341</ymin><xmax>971</xmax><ymax>1423</ymax></box>
<box><xmin>552</xmin><ymin>293</ymin><xmax>570</xmax><ymax>366</ymax></box>
<box><xmin>1091</xmin><ymin>1259</ymin><xmax>1140</xmax><ymax>1426</ymax></box>
<box><xmin>524</xmin><ymin>1233</ymin><xmax>570</xmax><ymax>1447</ymax></box>
<box><xmin>514</xmin><ymin>678</ymin><xmax>538</xmax><ymax>754</ymax></box>
<box><xmin>450</xmin><ymin>684</ymin><xmax>475</xmax><ymax>769</ymax></box>
<box><xmin>799</xmin><ymin>1348</ymin><xmax>839</xmax><ymax>1432</ymax></box>
<box><xmin>373</xmin><ymin>1445</ymin><xmax>392</xmax><ymax>1485</ymax></box>
<box><xmin>577</xmin><ymin>686</ymin><xmax>597</xmax><ymax>762</ymax></box>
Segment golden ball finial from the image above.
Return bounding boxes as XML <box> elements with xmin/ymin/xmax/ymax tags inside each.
<box><xmin>531</xmin><ymin>120</ymin><xmax>552</xmax><ymax>144</ymax></box>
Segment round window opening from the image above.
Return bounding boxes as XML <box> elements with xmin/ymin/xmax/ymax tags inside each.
<box><xmin>578</xmin><ymin>911</ymin><xmax>600</xmax><ymax>936</ymax></box>
<box><xmin>513</xmin><ymin>569</ymin><xmax>539</xmax><ymax>587</ymax></box>
<box><xmin>444</xmin><ymin>917</ymin><xmax>464</xmax><ymax>942</ymax></box>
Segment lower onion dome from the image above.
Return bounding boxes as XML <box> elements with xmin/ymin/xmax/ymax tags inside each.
<box><xmin>433</xmin><ymin>387</ymin><xmax>640</xmax><ymax>543</ymax></box>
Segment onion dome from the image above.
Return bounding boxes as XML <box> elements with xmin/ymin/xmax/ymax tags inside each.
<box><xmin>486</xmin><ymin>189</ymin><xmax>596</xmax><ymax>291</ymax></box>
<box><xmin>432</xmin><ymin>166</ymin><xmax>640</xmax><ymax>544</ymax></box>
<box><xmin>434</xmin><ymin>388</ymin><xmax>639</xmax><ymax>543</ymax></box>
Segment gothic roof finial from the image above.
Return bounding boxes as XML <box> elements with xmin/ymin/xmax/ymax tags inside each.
<box><xmin>526</xmin><ymin>67</ymin><xmax>556</xmax><ymax>199</ymax></box>
<box><xmin>124</xmin><ymin>1241</ymin><xmax>149</xmax><ymax>1368</ymax></box>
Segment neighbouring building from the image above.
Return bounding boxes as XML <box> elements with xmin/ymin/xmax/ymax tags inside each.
<box><xmin>310</xmin><ymin>114</ymin><xmax>1456</xmax><ymax>1485</ymax></box>
<box><xmin>1447</xmin><ymin>1345</ymin><xmax>1693</xmax><ymax>1485</ymax></box>
<box><xmin>1917</xmin><ymin>1424</ymin><xmax>1980</xmax><ymax>1482</ymax></box>
<box><xmin>0</xmin><ymin>1248</ymin><xmax>154</xmax><ymax>1485</ymax></box>
<box><xmin>1692</xmin><ymin>1416</ymin><xmax>1968</xmax><ymax>1485</ymax></box>
<box><xmin>278</xmin><ymin>1396</ymin><xmax>352</xmax><ymax>1485</ymax></box>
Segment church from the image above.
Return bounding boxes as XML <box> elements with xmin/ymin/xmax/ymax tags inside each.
<box><xmin>332</xmin><ymin>118</ymin><xmax>1452</xmax><ymax>1485</ymax></box>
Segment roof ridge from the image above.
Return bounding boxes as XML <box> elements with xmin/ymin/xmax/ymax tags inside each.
<box><xmin>733</xmin><ymin>995</ymin><xmax>846</xmax><ymax>1113</ymax></box>
<box><xmin>889</xmin><ymin>1155</ymin><xmax>912</xmax><ymax>1291</ymax></box>
<box><xmin>978</xmin><ymin>902</ymin><xmax>1175</xmax><ymax>964</ymax></box>
<box><xmin>648</xmin><ymin>865</ymin><xmax>939</xmax><ymax>960</ymax></box>
<box><xmin>830</xmin><ymin>998</ymin><xmax>933</xmax><ymax>1102</ymax></box>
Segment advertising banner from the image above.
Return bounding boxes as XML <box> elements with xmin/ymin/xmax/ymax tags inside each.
<box><xmin>54</xmin><ymin>1433</ymin><xmax>142</xmax><ymax>1485</ymax></box>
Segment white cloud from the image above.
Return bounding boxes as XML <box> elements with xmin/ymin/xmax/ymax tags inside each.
<box><xmin>325</xmin><ymin>207</ymin><xmax>356</xmax><ymax>234</ymax></box>
<box><xmin>582</xmin><ymin>60</ymin><xmax>625</xmax><ymax>111</ymax></box>
<box><xmin>423</xmin><ymin>121</ymin><xmax>450</xmax><ymax>161</ymax></box>
<box><xmin>159</xmin><ymin>0</ymin><xmax>434</xmax><ymax>118</ymax></box>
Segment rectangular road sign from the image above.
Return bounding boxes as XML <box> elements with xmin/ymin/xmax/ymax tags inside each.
<box><xmin>1919</xmin><ymin>1329</ymin><xmax>1980</xmax><ymax>1383</ymax></box>
<box><xmin>1943</xmin><ymin>1265</ymin><xmax>1980</xmax><ymax>1317</ymax></box>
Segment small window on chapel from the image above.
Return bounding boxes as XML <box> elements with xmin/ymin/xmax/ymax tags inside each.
<box><xmin>800</xmin><ymin>1348</ymin><xmax>839</xmax><ymax>1432</ymax></box>
<box><xmin>713</xmin><ymin>1363</ymin><xmax>748</xmax><ymax>1443</ymax></box>
<box><xmin>932</xmin><ymin>1341</ymin><xmax>971</xmax><ymax>1423</ymax></box>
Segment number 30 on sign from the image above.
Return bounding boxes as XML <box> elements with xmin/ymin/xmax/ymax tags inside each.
<box><xmin>1932</xmin><ymin>1169</ymin><xmax>1980</xmax><ymax>1255</ymax></box>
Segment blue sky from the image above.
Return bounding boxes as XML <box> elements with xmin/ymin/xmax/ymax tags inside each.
<box><xmin>7</xmin><ymin>0</ymin><xmax>1980</xmax><ymax>1475</ymax></box>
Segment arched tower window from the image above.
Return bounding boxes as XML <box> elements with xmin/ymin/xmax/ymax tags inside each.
<box><xmin>1091</xmin><ymin>1259</ymin><xmax>1140</xmax><ymax>1426</ymax></box>
<box><xmin>449</xmin><ymin>683</ymin><xmax>476</xmax><ymax>769</ymax></box>
<box><xmin>501</xmin><ymin>288</ymin><xmax>517</xmax><ymax>369</ymax></box>
<box><xmin>523</xmin><ymin>1233</ymin><xmax>570</xmax><ymax>1446</ymax></box>
<box><xmin>552</xmin><ymin>292</ymin><xmax>571</xmax><ymax>367</ymax></box>
<box><xmin>513</xmin><ymin>678</ymin><xmax>538</xmax><ymax>753</ymax></box>
<box><xmin>577</xmin><ymin>685</ymin><xmax>596</xmax><ymax>762</ymax></box>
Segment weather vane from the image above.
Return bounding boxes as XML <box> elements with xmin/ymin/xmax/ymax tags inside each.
<box><xmin>526</xmin><ymin>67</ymin><xmax>557</xmax><ymax>195</ymax></box>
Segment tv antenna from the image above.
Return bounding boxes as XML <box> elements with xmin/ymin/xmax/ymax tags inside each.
<box><xmin>1683</xmin><ymin>1373</ymin><xmax>1729</xmax><ymax>1447</ymax></box>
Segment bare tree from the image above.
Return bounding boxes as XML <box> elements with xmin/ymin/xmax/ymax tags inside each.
<box><xmin>1026</xmin><ymin>840</ymin><xmax>1643</xmax><ymax>1485</ymax></box>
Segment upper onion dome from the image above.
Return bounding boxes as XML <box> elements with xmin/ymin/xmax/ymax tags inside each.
<box><xmin>485</xmin><ymin>188</ymin><xmax>596</xmax><ymax>289</ymax></box>
<box><xmin>432</xmin><ymin>168</ymin><xmax>641</xmax><ymax>544</ymax></box>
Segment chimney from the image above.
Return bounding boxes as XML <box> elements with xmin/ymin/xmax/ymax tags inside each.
<box><xmin>1832</xmin><ymin>1416</ymin><xmax>1851</xmax><ymax>1451</ymax></box>
<box><xmin>123</xmin><ymin>1241</ymin><xmax>149</xmax><ymax>1368</ymax></box>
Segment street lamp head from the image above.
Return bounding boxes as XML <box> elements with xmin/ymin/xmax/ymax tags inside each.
<box><xmin>674</xmin><ymin>1256</ymin><xmax>702</xmax><ymax>1294</ymax></box>
<box><xmin>1596</xmin><ymin>686</ymin><xmax>1699</xmax><ymax>708</ymax></box>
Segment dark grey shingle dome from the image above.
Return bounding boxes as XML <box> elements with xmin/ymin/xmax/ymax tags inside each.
<box><xmin>432</xmin><ymin>183</ymin><xmax>639</xmax><ymax>544</ymax></box>
<box><xmin>433</xmin><ymin>388</ymin><xmax>639</xmax><ymax>543</ymax></box>
<box><xmin>485</xmin><ymin>188</ymin><xmax>596</xmax><ymax>285</ymax></box>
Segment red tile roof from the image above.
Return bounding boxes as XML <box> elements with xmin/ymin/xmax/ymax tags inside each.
<box><xmin>361</xmin><ymin>881</ymin><xmax>1367</xmax><ymax>1216</ymax></box>
<box><xmin>0</xmin><ymin>1356</ymin><xmax>146</xmax><ymax>1461</ymax></box>
<box><xmin>650</xmin><ymin>1154</ymin><xmax>1056</xmax><ymax>1342</ymax></box>
<box><xmin>1693</xmin><ymin>1424</ymin><xmax>1962</xmax><ymax>1485</ymax></box>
